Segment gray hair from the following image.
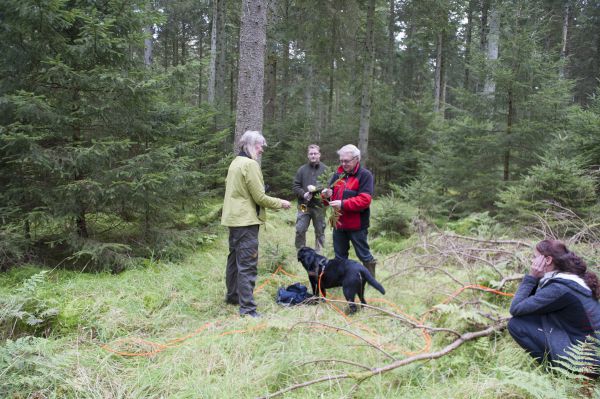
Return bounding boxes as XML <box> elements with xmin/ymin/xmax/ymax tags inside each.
<box><xmin>307</xmin><ymin>144</ymin><xmax>320</xmax><ymax>153</ymax></box>
<box><xmin>337</xmin><ymin>144</ymin><xmax>360</xmax><ymax>161</ymax></box>
<box><xmin>239</xmin><ymin>130</ymin><xmax>267</xmax><ymax>160</ymax></box>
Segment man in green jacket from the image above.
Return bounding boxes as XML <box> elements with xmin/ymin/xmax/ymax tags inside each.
<box><xmin>221</xmin><ymin>130</ymin><xmax>291</xmax><ymax>318</ymax></box>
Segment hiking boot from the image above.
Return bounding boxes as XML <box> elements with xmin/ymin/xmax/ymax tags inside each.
<box><xmin>363</xmin><ymin>259</ymin><xmax>377</xmax><ymax>278</ymax></box>
<box><xmin>241</xmin><ymin>310</ymin><xmax>261</xmax><ymax>318</ymax></box>
<box><xmin>225</xmin><ymin>297</ymin><xmax>239</xmax><ymax>305</ymax></box>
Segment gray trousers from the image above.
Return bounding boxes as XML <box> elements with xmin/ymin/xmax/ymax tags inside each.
<box><xmin>295</xmin><ymin>206</ymin><xmax>326</xmax><ymax>253</ymax></box>
<box><xmin>225</xmin><ymin>225</ymin><xmax>259</xmax><ymax>315</ymax></box>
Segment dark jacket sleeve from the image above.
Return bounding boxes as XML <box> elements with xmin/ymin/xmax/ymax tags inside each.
<box><xmin>292</xmin><ymin>166</ymin><xmax>305</xmax><ymax>199</ymax></box>
<box><xmin>509</xmin><ymin>275</ymin><xmax>576</xmax><ymax>316</ymax></box>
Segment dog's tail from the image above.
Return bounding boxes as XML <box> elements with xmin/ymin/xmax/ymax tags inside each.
<box><xmin>362</xmin><ymin>269</ymin><xmax>385</xmax><ymax>295</ymax></box>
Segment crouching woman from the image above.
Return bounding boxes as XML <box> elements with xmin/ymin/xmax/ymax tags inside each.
<box><xmin>509</xmin><ymin>239</ymin><xmax>600</xmax><ymax>369</ymax></box>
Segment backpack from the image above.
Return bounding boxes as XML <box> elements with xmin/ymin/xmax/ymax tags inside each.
<box><xmin>276</xmin><ymin>283</ymin><xmax>311</xmax><ymax>306</ymax></box>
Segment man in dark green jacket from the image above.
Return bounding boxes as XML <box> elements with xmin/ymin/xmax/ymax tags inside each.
<box><xmin>221</xmin><ymin>131</ymin><xmax>291</xmax><ymax>318</ymax></box>
<box><xmin>292</xmin><ymin>144</ymin><xmax>327</xmax><ymax>253</ymax></box>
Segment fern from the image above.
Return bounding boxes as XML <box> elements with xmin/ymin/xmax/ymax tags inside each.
<box><xmin>553</xmin><ymin>336</ymin><xmax>600</xmax><ymax>378</ymax></box>
<box><xmin>493</xmin><ymin>366</ymin><xmax>573</xmax><ymax>399</ymax></box>
<box><xmin>0</xmin><ymin>271</ymin><xmax>58</xmax><ymax>339</ymax></box>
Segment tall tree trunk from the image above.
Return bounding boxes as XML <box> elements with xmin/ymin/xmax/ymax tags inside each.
<box><xmin>464</xmin><ymin>0</ymin><xmax>474</xmax><ymax>90</ymax></box>
<box><xmin>234</xmin><ymin>0</ymin><xmax>268</xmax><ymax>152</ymax></box>
<box><xmin>163</xmin><ymin>26</ymin><xmax>169</xmax><ymax>70</ymax></box>
<box><xmin>327</xmin><ymin>4</ymin><xmax>338</xmax><ymax>128</ymax></box>
<box><xmin>559</xmin><ymin>1</ymin><xmax>570</xmax><ymax>79</ymax></box>
<box><xmin>279</xmin><ymin>0</ymin><xmax>290</xmax><ymax>123</ymax></box>
<box><xmin>304</xmin><ymin>61</ymin><xmax>313</xmax><ymax>127</ymax></box>
<box><xmin>358</xmin><ymin>0</ymin><xmax>376</xmax><ymax>166</ymax></box>
<box><xmin>433</xmin><ymin>31</ymin><xmax>443</xmax><ymax>114</ymax></box>
<box><xmin>480</xmin><ymin>0</ymin><xmax>490</xmax><ymax>52</ymax></box>
<box><xmin>198</xmin><ymin>25</ymin><xmax>204</xmax><ymax>105</ymax></box>
<box><xmin>172</xmin><ymin>24</ymin><xmax>179</xmax><ymax>66</ymax></box>
<box><xmin>181</xmin><ymin>21</ymin><xmax>187</xmax><ymax>65</ymax></box>
<box><xmin>208</xmin><ymin>0</ymin><xmax>224</xmax><ymax>104</ymax></box>
<box><xmin>144</xmin><ymin>0</ymin><xmax>153</xmax><ymax>68</ymax></box>
<box><xmin>386</xmin><ymin>0</ymin><xmax>395</xmax><ymax>83</ymax></box>
<box><xmin>504</xmin><ymin>86</ymin><xmax>514</xmax><ymax>181</ymax></box>
<box><xmin>483</xmin><ymin>7</ymin><xmax>499</xmax><ymax>96</ymax></box>
<box><xmin>230</xmin><ymin>21</ymin><xmax>240</xmax><ymax>114</ymax></box>
<box><xmin>264</xmin><ymin>50</ymin><xmax>277</xmax><ymax>124</ymax></box>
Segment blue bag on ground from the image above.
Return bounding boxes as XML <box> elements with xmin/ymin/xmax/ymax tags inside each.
<box><xmin>276</xmin><ymin>283</ymin><xmax>311</xmax><ymax>306</ymax></box>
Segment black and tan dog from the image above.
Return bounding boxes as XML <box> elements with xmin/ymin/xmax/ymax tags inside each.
<box><xmin>297</xmin><ymin>247</ymin><xmax>385</xmax><ymax>313</ymax></box>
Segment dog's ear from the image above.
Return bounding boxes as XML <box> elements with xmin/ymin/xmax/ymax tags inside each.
<box><xmin>297</xmin><ymin>247</ymin><xmax>307</xmax><ymax>261</ymax></box>
<box><xmin>304</xmin><ymin>249</ymin><xmax>316</xmax><ymax>269</ymax></box>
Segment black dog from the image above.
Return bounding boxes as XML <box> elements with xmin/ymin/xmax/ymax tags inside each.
<box><xmin>297</xmin><ymin>247</ymin><xmax>385</xmax><ymax>313</ymax></box>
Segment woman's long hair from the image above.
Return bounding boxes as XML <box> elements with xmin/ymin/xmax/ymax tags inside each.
<box><xmin>536</xmin><ymin>239</ymin><xmax>600</xmax><ymax>299</ymax></box>
<box><xmin>239</xmin><ymin>130</ymin><xmax>266</xmax><ymax>161</ymax></box>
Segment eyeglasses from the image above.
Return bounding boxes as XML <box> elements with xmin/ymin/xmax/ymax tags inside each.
<box><xmin>339</xmin><ymin>156</ymin><xmax>357</xmax><ymax>164</ymax></box>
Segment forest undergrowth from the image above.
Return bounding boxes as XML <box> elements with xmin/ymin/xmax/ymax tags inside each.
<box><xmin>1</xmin><ymin>202</ymin><xmax>599</xmax><ymax>398</ymax></box>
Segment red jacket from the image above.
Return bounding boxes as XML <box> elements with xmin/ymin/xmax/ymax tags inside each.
<box><xmin>324</xmin><ymin>163</ymin><xmax>374</xmax><ymax>231</ymax></box>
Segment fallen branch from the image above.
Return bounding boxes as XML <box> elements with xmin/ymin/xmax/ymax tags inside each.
<box><xmin>259</xmin><ymin>322</ymin><xmax>507</xmax><ymax>399</ymax></box>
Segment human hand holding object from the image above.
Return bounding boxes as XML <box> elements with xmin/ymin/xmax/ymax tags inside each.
<box><xmin>329</xmin><ymin>200</ymin><xmax>342</xmax><ymax>209</ymax></box>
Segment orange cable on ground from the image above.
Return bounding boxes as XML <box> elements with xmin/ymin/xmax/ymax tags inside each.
<box><xmin>101</xmin><ymin>263</ymin><xmax>514</xmax><ymax>358</ymax></box>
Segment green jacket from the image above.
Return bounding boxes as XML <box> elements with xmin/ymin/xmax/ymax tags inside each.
<box><xmin>221</xmin><ymin>155</ymin><xmax>282</xmax><ymax>227</ymax></box>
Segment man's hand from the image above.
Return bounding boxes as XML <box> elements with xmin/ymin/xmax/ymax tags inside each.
<box><xmin>303</xmin><ymin>192</ymin><xmax>313</xmax><ymax>201</ymax></box>
<box><xmin>281</xmin><ymin>200</ymin><xmax>291</xmax><ymax>209</ymax></box>
<box><xmin>329</xmin><ymin>200</ymin><xmax>342</xmax><ymax>209</ymax></box>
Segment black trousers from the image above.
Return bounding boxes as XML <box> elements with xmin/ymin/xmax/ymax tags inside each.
<box><xmin>225</xmin><ymin>225</ymin><xmax>260</xmax><ymax>315</ymax></box>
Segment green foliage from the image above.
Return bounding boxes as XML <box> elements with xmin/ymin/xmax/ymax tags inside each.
<box><xmin>0</xmin><ymin>336</ymin><xmax>74</xmax><ymax>398</ymax></box>
<box><xmin>370</xmin><ymin>192</ymin><xmax>418</xmax><ymax>239</ymax></box>
<box><xmin>496</xmin><ymin>157</ymin><xmax>598</xmax><ymax>226</ymax></box>
<box><xmin>0</xmin><ymin>0</ymin><xmax>228</xmax><ymax>270</ymax></box>
<box><xmin>446</xmin><ymin>212</ymin><xmax>505</xmax><ymax>238</ymax></box>
<box><xmin>553</xmin><ymin>336</ymin><xmax>600</xmax><ymax>379</ymax></box>
<box><xmin>0</xmin><ymin>271</ymin><xmax>58</xmax><ymax>340</ymax></box>
<box><xmin>397</xmin><ymin>176</ymin><xmax>454</xmax><ymax>219</ymax></box>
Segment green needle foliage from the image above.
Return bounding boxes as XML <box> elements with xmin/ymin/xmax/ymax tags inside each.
<box><xmin>0</xmin><ymin>0</ymin><xmax>227</xmax><ymax>271</ymax></box>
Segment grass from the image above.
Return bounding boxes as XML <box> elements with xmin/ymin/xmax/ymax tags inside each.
<box><xmin>0</xmin><ymin>203</ymin><xmax>597</xmax><ymax>398</ymax></box>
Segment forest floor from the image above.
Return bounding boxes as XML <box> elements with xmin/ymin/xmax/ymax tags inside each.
<box><xmin>0</xmin><ymin>202</ymin><xmax>596</xmax><ymax>398</ymax></box>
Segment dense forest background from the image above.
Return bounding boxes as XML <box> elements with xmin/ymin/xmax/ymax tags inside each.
<box><xmin>1</xmin><ymin>0</ymin><xmax>600</xmax><ymax>271</ymax></box>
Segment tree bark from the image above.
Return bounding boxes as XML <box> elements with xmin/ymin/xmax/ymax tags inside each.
<box><xmin>208</xmin><ymin>0</ymin><xmax>225</xmax><ymax>105</ymax></box>
<box><xmin>198</xmin><ymin>23</ymin><xmax>204</xmax><ymax>105</ymax></box>
<box><xmin>464</xmin><ymin>0</ymin><xmax>474</xmax><ymax>90</ymax></box>
<box><xmin>327</xmin><ymin>3</ymin><xmax>338</xmax><ymax>128</ymax></box>
<box><xmin>279</xmin><ymin>0</ymin><xmax>290</xmax><ymax>123</ymax></box>
<box><xmin>234</xmin><ymin>0</ymin><xmax>268</xmax><ymax>152</ymax></box>
<box><xmin>559</xmin><ymin>1</ymin><xmax>570</xmax><ymax>79</ymax></box>
<box><xmin>386</xmin><ymin>0</ymin><xmax>395</xmax><ymax>83</ymax></box>
<box><xmin>144</xmin><ymin>0</ymin><xmax>153</xmax><ymax>69</ymax></box>
<box><xmin>504</xmin><ymin>86</ymin><xmax>514</xmax><ymax>181</ymax></box>
<box><xmin>482</xmin><ymin>7</ymin><xmax>499</xmax><ymax>96</ymax></box>
<box><xmin>433</xmin><ymin>31</ymin><xmax>443</xmax><ymax>114</ymax></box>
<box><xmin>264</xmin><ymin>50</ymin><xmax>277</xmax><ymax>124</ymax></box>
<box><xmin>358</xmin><ymin>0</ymin><xmax>376</xmax><ymax>166</ymax></box>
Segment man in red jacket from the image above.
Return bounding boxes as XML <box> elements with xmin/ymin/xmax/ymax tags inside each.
<box><xmin>322</xmin><ymin>144</ymin><xmax>377</xmax><ymax>276</ymax></box>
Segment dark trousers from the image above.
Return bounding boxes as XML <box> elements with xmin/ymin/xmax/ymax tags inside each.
<box><xmin>508</xmin><ymin>315</ymin><xmax>548</xmax><ymax>363</ymax></box>
<box><xmin>225</xmin><ymin>225</ymin><xmax>259</xmax><ymax>315</ymax></box>
<box><xmin>332</xmin><ymin>228</ymin><xmax>374</xmax><ymax>263</ymax></box>
<box><xmin>295</xmin><ymin>207</ymin><xmax>326</xmax><ymax>252</ymax></box>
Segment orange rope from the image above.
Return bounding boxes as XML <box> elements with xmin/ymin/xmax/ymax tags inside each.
<box><xmin>100</xmin><ymin>264</ymin><xmax>514</xmax><ymax>358</ymax></box>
